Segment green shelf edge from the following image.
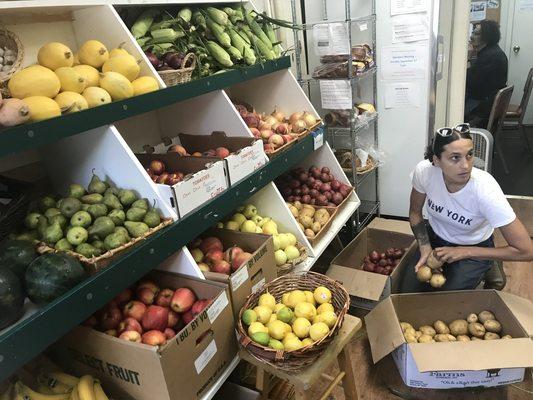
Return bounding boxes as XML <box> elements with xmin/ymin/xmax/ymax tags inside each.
<box><xmin>0</xmin><ymin>132</ymin><xmax>317</xmax><ymax>382</ymax></box>
<box><xmin>0</xmin><ymin>56</ymin><xmax>291</xmax><ymax>158</ymax></box>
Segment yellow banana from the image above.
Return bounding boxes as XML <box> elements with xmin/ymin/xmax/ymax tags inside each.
<box><xmin>92</xmin><ymin>382</ymin><xmax>109</xmax><ymax>400</ymax></box>
<box><xmin>15</xmin><ymin>381</ymin><xmax>70</xmax><ymax>400</ymax></box>
<box><xmin>46</xmin><ymin>372</ymin><xmax>80</xmax><ymax>389</ymax></box>
<box><xmin>69</xmin><ymin>384</ymin><xmax>80</xmax><ymax>400</ymax></box>
<box><xmin>37</xmin><ymin>384</ymin><xmax>56</xmax><ymax>395</ymax></box>
<box><xmin>76</xmin><ymin>376</ymin><xmax>95</xmax><ymax>400</ymax></box>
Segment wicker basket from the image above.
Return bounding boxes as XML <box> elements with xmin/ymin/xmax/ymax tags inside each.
<box><xmin>276</xmin><ymin>241</ymin><xmax>307</xmax><ymax>276</ymax></box>
<box><xmin>237</xmin><ymin>271</ymin><xmax>350</xmax><ymax>371</ymax></box>
<box><xmin>0</xmin><ymin>28</ymin><xmax>24</xmax><ymax>98</ymax></box>
<box><xmin>158</xmin><ymin>53</ymin><xmax>196</xmax><ymax>87</ymax></box>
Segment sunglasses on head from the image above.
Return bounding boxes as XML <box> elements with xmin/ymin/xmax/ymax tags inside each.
<box><xmin>437</xmin><ymin>123</ymin><xmax>470</xmax><ymax>137</ymax></box>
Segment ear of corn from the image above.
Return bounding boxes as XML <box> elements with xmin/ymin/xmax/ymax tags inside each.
<box><xmin>228</xmin><ymin>28</ymin><xmax>250</xmax><ymax>53</ymax></box>
<box><xmin>206</xmin><ymin>7</ymin><xmax>229</xmax><ymax>26</ymax></box>
<box><xmin>148</xmin><ymin>28</ymin><xmax>184</xmax><ymax>45</ymax></box>
<box><xmin>245</xmin><ymin>10</ymin><xmax>273</xmax><ymax>50</ymax></box>
<box><xmin>243</xmin><ymin>47</ymin><xmax>257</xmax><ymax>65</ymax></box>
<box><xmin>227</xmin><ymin>46</ymin><xmax>243</xmax><ymax>60</ymax></box>
<box><xmin>263</xmin><ymin>22</ymin><xmax>281</xmax><ymax>56</ymax></box>
<box><xmin>206</xmin><ymin>41</ymin><xmax>234</xmax><ymax>67</ymax></box>
<box><xmin>252</xmin><ymin>35</ymin><xmax>275</xmax><ymax>60</ymax></box>
<box><xmin>131</xmin><ymin>8</ymin><xmax>160</xmax><ymax>38</ymax></box>
<box><xmin>206</xmin><ymin>18</ymin><xmax>231</xmax><ymax>48</ymax></box>
<box><xmin>178</xmin><ymin>8</ymin><xmax>192</xmax><ymax>22</ymax></box>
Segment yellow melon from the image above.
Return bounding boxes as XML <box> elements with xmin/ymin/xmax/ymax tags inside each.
<box><xmin>23</xmin><ymin>96</ymin><xmax>61</xmax><ymax>122</ymax></box>
<box><xmin>82</xmin><ymin>87</ymin><xmax>112</xmax><ymax>108</ymax></box>
<box><xmin>55</xmin><ymin>67</ymin><xmax>87</xmax><ymax>93</ymax></box>
<box><xmin>102</xmin><ymin>54</ymin><xmax>140</xmax><ymax>81</ymax></box>
<box><xmin>54</xmin><ymin>92</ymin><xmax>88</xmax><ymax>113</ymax></box>
<box><xmin>37</xmin><ymin>42</ymin><xmax>74</xmax><ymax>70</ymax></box>
<box><xmin>72</xmin><ymin>65</ymin><xmax>99</xmax><ymax>87</ymax></box>
<box><xmin>78</xmin><ymin>40</ymin><xmax>109</xmax><ymax>68</ymax></box>
<box><xmin>8</xmin><ymin>65</ymin><xmax>60</xmax><ymax>99</ymax></box>
<box><xmin>132</xmin><ymin>76</ymin><xmax>159</xmax><ymax>96</ymax></box>
<box><xmin>99</xmin><ymin>72</ymin><xmax>133</xmax><ymax>101</ymax></box>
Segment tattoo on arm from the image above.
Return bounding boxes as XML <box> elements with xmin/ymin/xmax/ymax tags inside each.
<box><xmin>411</xmin><ymin>221</ymin><xmax>430</xmax><ymax>246</ymax></box>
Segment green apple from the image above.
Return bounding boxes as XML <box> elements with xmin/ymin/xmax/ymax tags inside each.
<box><xmin>278</xmin><ymin>233</ymin><xmax>290</xmax><ymax>250</ymax></box>
<box><xmin>262</xmin><ymin>220</ymin><xmax>279</xmax><ymax>235</ymax></box>
<box><xmin>251</xmin><ymin>215</ymin><xmax>264</xmax><ymax>225</ymax></box>
<box><xmin>258</xmin><ymin>217</ymin><xmax>271</xmax><ymax>227</ymax></box>
<box><xmin>272</xmin><ymin>234</ymin><xmax>281</xmax><ymax>251</ymax></box>
<box><xmin>285</xmin><ymin>233</ymin><xmax>297</xmax><ymax>247</ymax></box>
<box><xmin>284</xmin><ymin>245</ymin><xmax>300</xmax><ymax>261</ymax></box>
<box><xmin>274</xmin><ymin>249</ymin><xmax>288</xmax><ymax>266</ymax></box>
<box><xmin>255</xmin><ymin>226</ymin><xmax>263</xmax><ymax>233</ymax></box>
<box><xmin>225</xmin><ymin>221</ymin><xmax>240</xmax><ymax>231</ymax></box>
<box><xmin>240</xmin><ymin>220</ymin><xmax>257</xmax><ymax>233</ymax></box>
<box><xmin>231</xmin><ymin>213</ymin><xmax>247</xmax><ymax>227</ymax></box>
<box><xmin>242</xmin><ymin>204</ymin><xmax>257</xmax><ymax>219</ymax></box>
<box><xmin>66</xmin><ymin>226</ymin><xmax>88</xmax><ymax>246</ymax></box>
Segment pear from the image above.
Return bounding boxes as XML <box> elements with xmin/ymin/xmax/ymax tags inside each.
<box><xmin>44</xmin><ymin>208</ymin><xmax>61</xmax><ymax>220</ymax></box>
<box><xmin>81</xmin><ymin>193</ymin><xmax>103</xmax><ymax>204</ymax></box>
<box><xmin>56</xmin><ymin>199</ymin><xmax>64</xmax><ymax>209</ymax></box>
<box><xmin>37</xmin><ymin>215</ymin><xmax>48</xmax><ymax>239</ymax></box>
<box><xmin>88</xmin><ymin>173</ymin><xmax>107</xmax><ymax>194</ymax></box>
<box><xmin>60</xmin><ymin>197</ymin><xmax>82</xmax><ymax>218</ymax></box>
<box><xmin>39</xmin><ymin>196</ymin><xmax>56</xmax><ymax>212</ymax></box>
<box><xmin>68</xmin><ymin>183</ymin><xmax>86</xmax><ymax>199</ymax></box>
<box><xmin>104</xmin><ymin>231</ymin><xmax>128</xmax><ymax>250</ymax></box>
<box><xmin>103</xmin><ymin>193</ymin><xmax>123</xmax><ymax>210</ymax></box>
<box><xmin>42</xmin><ymin>221</ymin><xmax>64</xmax><ymax>245</ymax></box>
<box><xmin>88</xmin><ymin>216</ymin><xmax>115</xmax><ymax>240</ymax></box>
<box><xmin>131</xmin><ymin>199</ymin><xmax>148</xmax><ymax>210</ymax></box>
<box><xmin>55</xmin><ymin>238</ymin><xmax>73</xmax><ymax>251</ymax></box>
<box><xmin>92</xmin><ymin>240</ymin><xmax>105</xmax><ymax>251</ymax></box>
<box><xmin>87</xmin><ymin>204</ymin><xmax>108</xmax><ymax>219</ymax></box>
<box><xmin>66</xmin><ymin>226</ymin><xmax>88</xmax><ymax>246</ymax></box>
<box><xmin>76</xmin><ymin>243</ymin><xmax>102</xmax><ymax>258</ymax></box>
<box><xmin>104</xmin><ymin>187</ymin><xmax>119</xmax><ymax>197</ymax></box>
<box><xmin>49</xmin><ymin>214</ymin><xmax>67</xmax><ymax>230</ymax></box>
<box><xmin>143</xmin><ymin>209</ymin><xmax>161</xmax><ymax>228</ymax></box>
<box><xmin>108</xmin><ymin>209</ymin><xmax>125</xmax><ymax>226</ymax></box>
<box><xmin>25</xmin><ymin>213</ymin><xmax>42</xmax><ymax>229</ymax></box>
<box><xmin>81</xmin><ymin>204</ymin><xmax>91</xmax><ymax>212</ymax></box>
<box><xmin>71</xmin><ymin>211</ymin><xmax>92</xmax><ymax>227</ymax></box>
<box><xmin>119</xmin><ymin>189</ymin><xmax>137</xmax><ymax>207</ymax></box>
<box><xmin>114</xmin><ymin>226</ymin><xmax>130</xmax><ymax>241</ymax></box>
<box><xmin>126</xmin><ymin>207</ymin><xmax>147</xmax><ymax>222</ymax></box>
<box><xmin>124</xmin><ymin>221</ymin><xmax>149</xmax><ymax>238</ymax></box>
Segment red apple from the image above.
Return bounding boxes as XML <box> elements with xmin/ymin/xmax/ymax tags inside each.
<box><xmin>231</xmin><ymin>252</ymin><xmax>252</xmax><ymax>272</ymax></box>
<box><xmin>190</xmin><ymin>248</ymin><xmax>204</xmax><ymax>263</ymax></box>
<box><xmin>191</xmin><ymin>299</ymin><xmax>212</xmax><ymax>317</ymax></box>
<box><xmin>123</xmin><ymin>300</ymin><xmax>147</xmax><ymax>322</ymax></box>
<box><xmin>149</xmin><ymin>160</ymin><xmax>165</xmax><ymax>175</ymax></box>
<box><xmin>205</xmin><ymin>250</ymin><xmax>224</xmax><ymax>265</ymax></box>
<box><xmin>199</xmin><ymin>237</ymin><xmax>223</xmax><ymax>255</ymax></box>
<box><xmin>168</xmin><ymin>309</ymin><xmax>180</xmax><ymax>328</ymax></box>
<box><xmin>136</xmin><ymin>287</ymin><xmax>156</xmax><ymax>305</ymax></box>
<box><xmin>82</xmin><ymin>315</ymin><xmax>98</xmax><ymax>327</ymax></box>
<box><xmin>155</xmin><ymin>288</ymin><xmax>174</xmax><ymax>307</ymax></box>
<box><xmin>170</xmin><ymin>287</ymin><xmax>197</xmax><ymax>313</ymax></box>
<box><xmin>216</xmin><ymin>147</ymin><xmax>230</xmax><ymax>158</ymax></box>
<box><xmin>118</xmin><ymin>317</ymin><xmax>143</xmax><ymax>334</ymax></box>
<box><xmin>164</xmin><ymin>328</ymin><xmax>176</xmax><ymax>340</ymax></box>
<box><xmin>141</xmin><ymin>305</ymin><xmax>169</xmax><ymax>331</ymax></box>
<box><xmin>182</xmin><ymin>310</ymin><xmax>194</xmax><ymax>325</ymax></box>
<box><xmin>114</xmin><ymin>288</ymin><xmax>133</xmax><ymax>306</ymax></box>
<box><xmin>137</xmin><ymin>280</ymin><xmax>159</xmax><ymax>294</ymax></box>
<box><xmin>211</xmin><ymin>259</ymin><xmax>231</xmax><ymax>274</ymax></box>
<box><xmin>100</xmin><ymin>306</ymin><xmax>122</xmax><ymax>331</ymax></box>
<box><xmin>167</xmin><ymin>145</ymin><xmax>187</xmax><ymax>156</ymax></box>
<box><xmin>105</xmin><ymin>329</ymin><xmax>118</xmax><ymax>337</ymax></box>
<box><xmin>142</xmin><ymin>330</ymin><xmax>167</xmax><ymax>346</ymax></box>
<box><xmin>223</xmin><ymin>246</ymin><xmax>243</xmax><ymax>263</ymax></box>
<box><xmin>119</xmin><ymin>330</ymin><xmax>141</xmax><ymax>343</ymax></box>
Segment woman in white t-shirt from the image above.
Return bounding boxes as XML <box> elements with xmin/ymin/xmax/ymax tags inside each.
<box><xmin>401</xmin><ymin>124</ymin><xmax>533</xmax><ymax>292</ymax></box>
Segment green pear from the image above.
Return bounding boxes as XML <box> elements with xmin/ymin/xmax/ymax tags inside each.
<box><xmin>104</xmin><ymin>187</ymin><xmax>119</xmax><ymax>197</ymax></box>
<box><xmin>126</xmin><ymin>207</ymin><xmax>147</xmax><ymax>222</ymax></box>
<box><xmin>60</xmin><ymin>197</ymin><xmax>82</xmax><ymax>218</ymax></box>
<box><xmin>55</xmin><ymin>238</ymin><xmax>73</xmax><ymax>251</ymax></box>
<box><xmin>114</xmin><ymin>226</ymin><xmax>130</xmax><ymax>241</ymax></box>
<box><xmin>91</xmin><ymin>240</ymin><xmax>105</xmax><ymax>251</ymax></box>
<box><xmin>131</xmin><ymin>199</ymin><xmax>148</xmax><ymax>210</ymax></box>
<box><xmin>76</xmin><ymin>243</ymin><xmax>102</xmax><ymax>258</ymax></box>
<box><xmin>108</xmin><ymin>209</ymin><xmax>125</xmax><ymax>226</ymax></box>
<box><xmin>44</xmin><ymin>208</ymin><xmax>61</xmax><ymax>220</ymax></box>
<box><xmin>37</xmin><ymin>215</ymin><xmax>48</xmax><ymax>239</ymax></box>
<box><xmin>49</xmin><ymin>214</ymin><xmax>67</xmax><ymax>230</ymax></box>
<box><xmin>87</xmin><ymin>204</ymin><xmax>108</xmax><ymax>219</ymax></box>
<box><xmin>68</xmin><ymin>183</ymin><xmax>86</xmax><ymax>199</ymax></box>
<box><xmin>71</xmin><ymin>211</ymin><xmax>92</xmax><ymax>228</ymax></box>
<box><xmin>39</xmin><ymin>196</ymin><xmax>56</xmax><ymax>212</ymax></box>
<box><xmin>118</xmin><ymin>189</ymin><xmax>137</xmax><ymax>207</ymax></box>
<box><xmin>17</xmin><ymin>231</ymin><xmax>38</xmax><ymax>242</ymax></box>
<box><xmin>242</xmin><ymin>204</ymin><xmax>257</xmax><ymax>219</ymax></box>
<box><xmin>124</xmin><ymin>221</ymin><xmax>149</xmax><ymax>238</ymax></box>
<box><xmin>66</xmin><ymin>226</ymin><xmax>88</xmax><ymax>246</ymax></box>
<box><xmin>143</xmin><ymin>209</ymin><xmax>161</xmax><ymax>228</ymax></box>
<box><xmin>88</xmin><ymin>216</ymin><xmax>115</xmax><ymax>240</ymax></box>
<box><xmin>103</xmin><ymin>193</ymin><xmax>123</xmax><ymax>210</ymax></box>
<box><xmin>25</xmin><ymin>213</ymin><xmax>42</xmax><ymax>229</ymax></box>
<box><xmin>104</xmin><ymin>232</ymin><xmax>128</xmax><ymax>250</ymax></box>
<box><xmin>81</xmin><ymin>204</ymin><xmax>91</xmax><ymax>212</ymax></box>
<box><xmin>88</xmin><ymin>174</ymin><xmax>107</xmax><ymax>194</ymax></box>
<box><xmin>42</xmin><ymin>221</ymin><xmax>63</xmax><ymax>245</ymax></box>
<box><xmin>81</xmin><ymin>193</ymin><xmax>103</xmax><ymax>205</ymax></box>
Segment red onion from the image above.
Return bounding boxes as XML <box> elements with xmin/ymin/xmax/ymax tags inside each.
<box><xmin>243</xmin><ymin>113</ymin><xmax>260</xmax><ymax>128</ymax></box>
<box><xmin>145</xmin><ymin>51</ymin><xmax>161</xmax><ymax>69</ymax></box>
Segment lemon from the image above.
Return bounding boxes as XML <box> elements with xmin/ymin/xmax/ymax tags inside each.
<box><xmin>9</xmin><ymin>65</ymin><xmax>60</xmax><ymax>99</ymax></box>
<box><xmin>242</xmin><ymin>309</ymin><xmax>257</xmax><ymax>326</ymax></box>
<box><xmin>132</xmin><ymin>76</ymin><xmax>159</xmax><ymax>96</ymax></box>
<box><xmin>309</xmin><ymin>322</ymin><xmax>329</xmax><ymax>341</ymax></box>
<box><xmin>294</xmin><ymin>302</ymin><xmax>317</xmax><ymax>320</ymax></box>
<box><xmin>54</xmin><ymin>92</ymin><xmax>88</xmax><ymax>113</ymax></box>
<box><xmin>283</xmin><ymin>336</ymin><xmax>303</xmax><ymax>352</ymax></box>
<box><xmin>282</xmin><ymin>292</ymin><xmax>291</xmax><ymax>306</ymax></box>
<box><xmin>268</xmin><ymin>314</ymin><xmax>278</xmax><ymax>323</ymax></box>
<box><xmin>38</xmin><ymin>42</ymin><xmax>74</xmax><ymax>70</ymax></box>
<box><xmin>82</xmin><ymin>87</ymin><xmax>112</xmax><ymax>108</ymax></box>
<box><xmin>248</xmin><ymin>321</ymin><xmax>268</xmax><ymax>336</ymax></box>
<box><xmin>253</xmin><ymin>305</ymin><xmax>272</xmax><ymax>324</ymax></box>
<box><xmin>284</xmin><ymin>332</ymin><xmax>298</xmax><ymax>341</ymax></box>
<box><xmin>23</xmin><ymin>96</ymin><xmax>61</xmax><ymax>122</ymax></box>
<box><xmin>283</xmin><ymin>323</ymin><xmax>293</xmax><ymax>333</ymax></box>
<box><xmin>55</xmin><ymin>67</ymin><xmax>87</xmax><ymax>93</ymax></box>
<box><xmin>313</xmin><ymin>286</ymin><xmax>332</xmax><ymax>305</ymax></box>
<box><xmin>73</xmin><ymin>65</ymin><xmax>100</xmax><ymax>87</ymax></box>
<box><xmin>274</xmin><ymin>303</ymin><xmax>286</xmax><ymax>313</ymax></box>
<box><xmin>109</xmin><ymin>46</ymin><xmax>130</xmax><ymax>58</ymax></box>
<box><xmin>276</xmin><ymin>307</ymin><xmax>294</xmax><ymax>324</ymax></box>
<box><xmin>78</xmin><ymin>40</ymin><xmax>109</xmax><ymax>68</ymax></box>
<box><xmin>287</xmin><ymin>290</ymin><xmax>306</xmax><ymax>309</ymax></box>
<box><xmin>292</xmin><ymin>317</ymin><xmax>311</xmax><ymax>339</ymax></box>
<box><xmin>269</xmin><ymin>338</ymin><xmax>284</xmax><ymax>350</ymax></box>
<box><xmin>268</xmin><ymin>320</ymin><xmax>287</xmax><ymax>340</ymax></box>
<box><xmin>102</xmin><ymin>54</ymin><xmax>140</xmax><ymax>81</ymax></box>
<box><xmin>251</xmin><ymin>332</ymin><xmax>270</xmax><ymax>346</ymax></box>
<box><xmin>258</xmin><ymin>292</ymin><xmax>276</xmax><ymax>310</ymax></box>
<box><xmin>319</xmin><ymin>311</ymin><xmax>337</xmax><ymax>329</ymax></box>
<box><xmin>317</xmin><ymin>303</ymin><xmax>335</xmax><ymax>314</ymax></box>
<box><xmin>304</xmin><ymin>290</ymin><xmax>316</xmax><ymax>306</ymax></box>
<box><xmin>302</xmin><ymin>338</ymin><xmax>314</xmax><ymax>347</ymax></box>
<box><xmin>313</xmin><ymin>314</ymin><xmax>324</xmax><ymax>324</ymax></box>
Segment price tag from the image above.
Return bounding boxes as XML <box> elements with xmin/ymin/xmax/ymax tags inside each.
<box><xmin>207</xmin><ymin>291</ymin><xmax>229</xmax><ymax>323</ymax></box>
<box><xmin>230</xmin><ymin>265</ymin><xmax>249</xmax><ymax>291</ymax></box>
<box><xmin>194</xmin><ymin>340</ymin><xmax>217</xmax><ymax>374</ymax></box>
<box><xmin>252</xmin><ymin>278</ymin><xmax>266</xmax><ymax>294</ymax></box>
<box><xmin>313</xmin><ymin>130</ymin><xmax>324</xmax><ymax>150</ymax></box>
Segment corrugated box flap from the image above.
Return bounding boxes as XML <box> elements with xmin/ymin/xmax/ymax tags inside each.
<box><xmin>327</xmin><ymin>264</ymin><xmax>388</xmax><ymax>301</ymax></box>
<box><xmin>364</xmin><ymin>297</ymin><xmax>405</xmax><ymax>363</ymax></box>
<box><xmin>410</xmin><ymin>339</ymin><xmax>533</xmax><ymax>372</ymax></box>
<box><xmin>368</xmin><ymin>217</ymin><xmax>413</xmax><ymax>236</ymax></box>
<box><xmin>497</xmin><ymin>292</ymin><xmax>533</xmax><ymax>337</ymax></box>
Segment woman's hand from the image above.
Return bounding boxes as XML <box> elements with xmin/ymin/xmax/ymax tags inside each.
<box><xmin>434</xmin><ymin>246</ymin><xmax>471</xmax><ymax>263</ymax></box>
<box><xmin>415</xmin><ymin>245</ymin><xmax>432</xmax><ymax>272</ymax></box>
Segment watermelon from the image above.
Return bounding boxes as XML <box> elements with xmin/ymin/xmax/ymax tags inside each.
<box><xmin>0</xmin><ymin>268</ymin><xmax>25</xmax><ymax>330</ymax></box>
<box><xmin>0</xmin><ymin>239</ymin><xmax>37</xmax><ymax>279</ymax></box>
<box><xmin>25</xmin><ymin>253</ymin><xmax>86</xmax><ymax>305</ymax></box>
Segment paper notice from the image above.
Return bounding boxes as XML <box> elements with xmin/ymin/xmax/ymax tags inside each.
<box><xmin>470</xmin><ymin>1</ymin><xmax>487</xmax><ymax>21</ymax></box>
<box><xmin>312</xmin><ymin>23</ymin><xmax>350</xmax><ymax>56</ymax></box>
<box><xmin>385</xmin><ymin>82</ymin><xmax>421</xmax><ymax>109</ymax></box>
<box><xmin>392</xmin><ymin>14</ymin><xmax>429</xmax><ymax>43</ymax></box>
<box><xmin>519</xmin><ymin>0</ymin><xmax>533</xmax><ymax>11</ymax></box>
<box><xmin>194</xmin><ymin>339</ymin><xmax>217</xmax><ymax>374</ymax></box>
<box><xmin>319</xmin><ymin>80</ymin><xmax>352</xmax><ymax>110</ymax></box>
<box><xmin>381</xmin><ymin>45</ymin><xmax>428</xmax><ymax>80</ymax></box>
<box><xmin>391</xmin><ymin>0</ymin><xmax>427</xmax><ymax>15</ymax></box>
<box><xmin>207</xmin><ymin>291</ymin><xmax>229</xmax><ymax>323</ymax></box>
<box><xmin>230</xmin><ymin>265</ymin><xmax>249</xmax><ymax>291</ymax></box>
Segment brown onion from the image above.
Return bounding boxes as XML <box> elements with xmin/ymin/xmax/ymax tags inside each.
<box><xmin>263</xmin><ymin>115</ymin><xmax>278</xmax><ymax>126</ymax></box>
<box><xmin>271</xmin><ymin>107</ymin><xmax>285</xmax><ymax>122</ymax></box>
<box><xmin>302</xmin><ymin>111</ymin><xmax>317</xmax><ymax>127</ymax></box>
<box><xmin>292</xmin><ymin>119</ymin><xmax>307</xmax><ymax>133</ymax></box>
<box><xmin>289</xmin><ymin>112</ymin><xmax>303</xmax><ymax>125</ymax></box>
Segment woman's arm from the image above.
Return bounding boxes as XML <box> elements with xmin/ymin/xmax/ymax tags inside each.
<box><xmin>435</xmin><ymin>218</ymin><xmax>533</xmax><ymax>263</ymax></box>
<box><xmin>409</xmin><ymin>188</ymin><xmax>433</xmax><ymax>270</ymax></box>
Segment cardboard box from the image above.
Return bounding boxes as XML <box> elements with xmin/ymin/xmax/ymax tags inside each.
<box><xmin>326</xmin><ymin>218</ymin><xmax>416</xmax><ymax>313</ymax></box>
<box><xmin>136</xmin><ymin>153</ymin><xmax>228</xmax><ymax>219</ymax></box>
<box><xmin>51</xmin><ymin>272</ymin><xmax>237</xmax><ymax>400</ymax></box>
<box><xmin>200</xmin><ymin>229</ymin><xmax>276</xmax><ymax>318</ymax></box>
<box><xmin>365</xmin><ymin>290</ymin><xmax>533</xmax><ymax>389</ymax></box>
<box><xmin>178</xmin><ymin>132</ymin><xmax>267</xmax><ymax>185</ymax></box>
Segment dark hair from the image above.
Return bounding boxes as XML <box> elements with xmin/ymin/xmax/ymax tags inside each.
<box><xmin>425</xmin><ymin>129</ymin><xmax>472</xmax><ymax>162</ymax></box>
<box><xmin>480</xmin><ymin>20</ymin><xmax>501</xmax><ymax>46</ymax></box>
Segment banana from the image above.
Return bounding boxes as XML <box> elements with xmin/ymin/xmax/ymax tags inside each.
<box><xmin>46</xmin><ymin>372</ymin><xmax>80</xmax><ymax>389</ymax></box>
<box><xmin>92</xmin><ymin>382</ymin><xmax>109</xmax><ymax>400</ymax></box>
<box><xmin>69</xmin><ymin>384</ymin><xmax>80</xmax><ymax>400</ymax></box>
<box><xmin>14</xmin><ymin>381</ymin><xmax>70</xmax><ymax>400</ymax></box>
<box><xmin>76</xmin><ymin>376</ymin><xmax>95</xmax><ymax>400</ymax></box>
<box><xmin>37</xmin><ymin>384</ymin><xmax>56</xmax><ymax>395</ymax></box>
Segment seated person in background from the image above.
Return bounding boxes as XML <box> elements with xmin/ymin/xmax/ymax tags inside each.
<box><xmin>465</xmin><ymin>20</ymin><xmax>508</xmax><ymax>128</ymax></box>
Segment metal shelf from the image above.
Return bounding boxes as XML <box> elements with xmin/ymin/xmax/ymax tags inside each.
<box><xmin>0</xmin><ymin>133</ymin><xmax>316</xmax><ymax>382</ymax></box>
<box><xmin>326</xmin><ymin>113</ymin><xmax>378</xmax><ymax>136</ymax></box>
<box><xmin>300</xmin><ymin>14</ymin><xmax>376</xmax><ymax>29</ymax></box>
<box><xmin>0</xmin><ymin>57</ymin><xmax>291</xmax><ymax>159</ymax></box>
<box><xmin>354</xmin><ymin>167</ymin><xmax>377</xmax><ymax>187</ymax></box>
<box><xmin>356</xmin><ymin>200</ymin><xmax>380</xmax><ymax>231</ymax></box>
<box><xmin>300</xmin><ymin>66</ymin><xmax>377</xmax><ymax>84</ymax></box>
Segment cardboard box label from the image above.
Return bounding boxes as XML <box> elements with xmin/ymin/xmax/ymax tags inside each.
<box><xmin>252</xmin><ymin>278</ymin><xmax>266</xmax><ymax>293</ymax></box>
<box><xmin>195</xmin><ymin>339</ymin><xmax>218</xmax><ymax>374</ymax></box>
<box><xmin>226</xmin><ymin>141</ymin><xmax>266</xmax><ymax>184</ymax></box>
<box><xmin>208</xmin><ymin>292</ymin><xmax>229</xmax><ymax>324</ymax></box>
<box><xmin>230</xmin><ymin>266</ymin><xmax>249</xmax><ymax>291</ymax></box>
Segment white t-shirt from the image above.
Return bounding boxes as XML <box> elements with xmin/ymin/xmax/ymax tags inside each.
<box><xmin>411</xmin><ymin>160</ymin><xmax>516</xmax><ymax>245</ymax></box>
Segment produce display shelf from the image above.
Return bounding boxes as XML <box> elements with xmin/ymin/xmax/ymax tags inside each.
<box><xmin>201</xmin><ymin>355</ymin><xmax>241</xmax><ymax>400</ymax></box>
<box><xmin>0</xmin><ymin>0</ymin><xmax>245</xmax><ymax>9</ymax></box>
<box><xmin>295</xmin><ymin>198</ymin><xmax>360</xmax><ymax>272</ymax></box>
<box><xmin>301</xmin><ymin>14</ymin><xmax>376</xmax><ymax>29</ymax></box>
<box><xmin>300</xmin><ymin>66</ymin><xmax>377</xmax><ymax>84</ymax></box>
<box><xmin>356</xmin><ymin>200</ymin><xmax>381</xmax><ymax>232</ymax></box>
<box><xmin>0</xmin><ymin>56</ymin><xmax>290</xmax><ymax>159</ymax></box>
<box><xmin>0</xmin><ymin>133</ymin><xmax>315</xmax><ymax>383</ymax></box>
<box><xmin>326</xmin><ymin>113</ymin><xmax>378</xmax><ymax>136</ymax></box>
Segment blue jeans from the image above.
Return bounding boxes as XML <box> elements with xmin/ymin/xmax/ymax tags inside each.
<box><xmin>400</xmin><ymin>224</ymin><xmax>494</xmax><ymax>293</ymax></box>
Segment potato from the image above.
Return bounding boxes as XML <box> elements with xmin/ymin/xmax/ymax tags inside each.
<box><xmin>416</xmin><ymin>266</ymin><xmax>432</xmax><ymax>282</ymax></box>
<box><xmin>400</xmin><ymin>322</ymin><xmax>413</xmax><ymax>332</ymax></box>
<box><xmin>478</xmin><ymin>310</ymin><xmax>495</xmax><ymax>324</ymax></box>
<box><xmin>468</xmin><ymin>322</ymin><xmax>486</xmax><ymax>338</ymax></box>
<box><xmin>457</xmin><ymin>335</ymin><xmax>470</xmax><ymax>342</ymax></box>
<box><xmin>298</xmin><ymin>222</ymin><xmax>305</xmax><ymax>231</ymax></box>
<box><xmin>501</xmin><ymin>335</ymin><xmax>512</xmax><ymax>339</ymax></box>
<box><xmin>419</xmin><ymin>325</ymin><xmax>436</xmax><ymax>337</ymax></box>
<box><xmin>483</xmin><ymin>319</ymin><xmax>502</xmax><ymax>333</ymax></box>
<box><xmin>434</xmin><ymin>320</ymin><xmax>450</xmax><ymax>334</ymax></box>
<box><xmin>299</xmin><ymin>207</ymin><xmax>315</xmax><ymax>219</ymax></box>
<box><xmin>293</xmin><ymin>201</ymin><xmax>303</xmax><ymax>210</ymax></box>
<box><xmin>449</xmin><ymin>319</ymin><xmax>469</xmax><ymax>336</ymax></box>
<box><xmin>484</xmin><ymin>332</ymin><xmax>500</xmax><ymax>340</ymax></box>
<box><xmin>447</xmin><ymin>334</ymin><xmax>457</xmax><ymax>341</ymax></box>
<box><xmin>471</xmin><ymin>336</ymin><xmax>482</xmax><ymax>341</ymax></box>
<box><xmin>300</xmin><ymin>215</ymin><xmax>313</xmax><ymax>229</ymax></box>
<box><xmin>314</xmin><ymin>209</ymin><xmax>330</xmax><ymax>225</ymax></box>
<box><xmin>429</xmin><ymin>273</ymin><xmax>446</xmax><ymax>288</ymax></box>
<box><xmin>466</xmin><ymin>313</ymin><xmax>478</xmax><ymax>324</ymax></box>
<box><xmin>304</xmin><ymin>228</ymin><xmax>315</xmax><ymax>238</ymax></box>
<box><xmin>426</xmin><ymin>251</ymin><xmax>443</xmax><ymax>269</ymax></box>
<box><xmin>434</xmin><ymin>334</ymin><xmax>451</xmax><ymax>342</ymax></box>
<box><xmin>288</xmin><ymin>205</ymin><xmax>299</xmax><ymax>218</ymax></box>
<box><xmin>311</xmin><ymin>221</ymin><xmax>322</xmax><ymax>233</ymax></box>
<box><xmin>404</xmin><ymin>333</ymin><xmax>417</xmax><ymax>343</ymax></box>
<box><xmin>404</xmin><ymin>327</ymin><xmax>416</xmax><ymax>337</ymax></box>
<box><xmin>414</xmin><ymin>330</ymin><xmax>423</xmax><ymax>340</ymax></box>
<box><xmin>418</xmin><ymin>334</ymin><xmax>434</xmax><ymax>343</ymax></box>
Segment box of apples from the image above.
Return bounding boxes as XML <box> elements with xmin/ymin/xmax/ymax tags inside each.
<box><xmin>137</xmin><ymin>153</ymin><xmax>228</xmax><ymax>219</ymax></box>
<box><xmin>51</xmin><ymin>271</ymin><xmax>237</xmax><ymax>400</ymax></box>
<box><xmin>188</xmin><ymin>228</ymin><xmax>276</xmax><ymax>318</ymax></box>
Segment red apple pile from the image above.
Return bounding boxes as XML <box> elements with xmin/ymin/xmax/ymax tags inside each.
<box><xmin>276</xmin><ymin>166</ymin><xmax>352</xmax><ymax>206</ymax></box>
<box><xmin>189</xmin><ymin>236</ymin><xmax>252</xmax><ymax>275</ymax></box>
<box><xmin>145</xmin><ymin>159</ymin><xmax>185</xmax><ymax>186</ymax></box>
<box><xmin>362</xmin><ymin>247</ymin><xmax>405</xmax><ymax>275</ymax></box>
<box><xmin>167</xmin><ymin>144</ymin><xmax>231</xmax><ymax>159</ymax></box>
<box><xmin>83</xmin><ymin>280</ymin><xmax>212</xmax><ymax>347</ymax></box>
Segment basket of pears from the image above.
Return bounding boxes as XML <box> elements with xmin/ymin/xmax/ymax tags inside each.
<box><xmin>237</xmin><ymin>271</ymin><xmax>350</xmax><ymax>371</ymax></box>
<box><xmin>19</xmin><ymin>172</ymin><xmax>172</xmax><ymax>272</ymax></box>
